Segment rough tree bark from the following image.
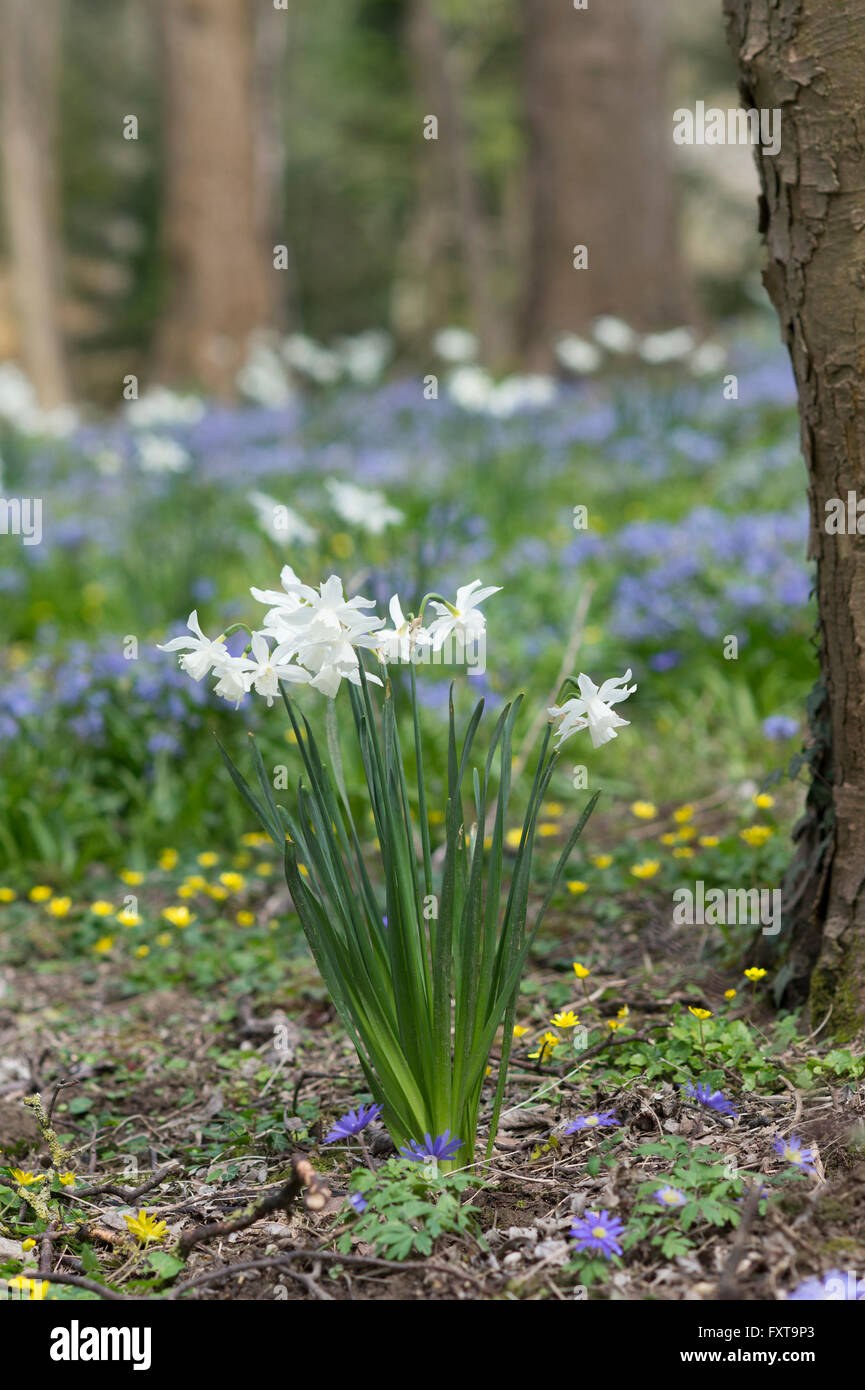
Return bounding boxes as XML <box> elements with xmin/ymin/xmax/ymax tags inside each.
<box><xmin>724</xmin><ymin>0</ymin><xmax>865</xmax><ymax>1036</ymax></box>
<box><xmin>0</xmin><ymin>0</ymin><xmax>71</xmax><ymax>407</ymax></box>
<box><xmin>521</xmin><ymin>0</ymin><xmax>690</xmax><ymax>370</ymax></box>
<box><xmin>403</xmin><ymin>0</ymin><xmax>506</xmax><ymax>365</ymax></box>
<box><xmin>154</xmin><ymin>0</ymin><xmax>272</xmax><ymax>397</ymax></box>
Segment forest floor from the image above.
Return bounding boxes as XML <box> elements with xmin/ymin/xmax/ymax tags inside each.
<box><xmin>2</xmin><ymin>875</ymin><xmax>863</xmax><ymax>1303</ymax></box>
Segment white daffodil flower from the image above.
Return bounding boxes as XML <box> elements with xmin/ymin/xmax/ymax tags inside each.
<box><xmin>212</xmin><ymin>654</ymin><xmax>254</xmax><ymax>708</ymax></box>
<box><xmin>242</xmin><ymin>633</ymin><xmax>311</xmax><ymax>706</ymax></box>
<box><xmin>377</xmin><ymin>595</ymin><xmax>432</xmax><ymax>663</ymax></box>
<box><xmin>427</xmin><ymin>581</ymin><xmax>501</xmax><ymax>651</ymax></box>
<box><xmin>302</xmin><ymin>638</ymin><xmax>384</xmax><ymax>698</ymax></box>
<box><xmin>250</xmin><ymin>564</ymin><xmax>307</xmax><ymax>626</ymax></box>
<box><xmin>276</xmin><ymin>575</ymin><xmax>382</xmax><ymax>647</ymax></box>
<box><xmin>548</xmin><ymin>670</ymin><xmax>637</xmax><ymax>749</ymax></box>
<box><xmin>157</xmin><ymin>611</ymin><xmax>228</xmax><ymax>682</ymax></box>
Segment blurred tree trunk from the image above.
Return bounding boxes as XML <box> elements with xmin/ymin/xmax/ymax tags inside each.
<box><xmin>724</xmin><ymin>0</ymin><xmax>865</xmax><ymax>1036</ymax></box>
<box><xmin>0</xmin><ymin>0</ymin><xmax>71</xmax><ymax>407</ymax></box>
<box><xmin>521</xmin><ymin>0</ymin><xmax>689</xmax><ymax>370</ymax></box>
<box><xmin>154</xmin><ymin>0</ymin><xmax>272</xmax><ymax>397</ymax></box>
<box><xmin>403</xmin><ymin>0</ymin><xmax>506</xmax><ymax>364</ymax></box>
<box><xmin>252</xmin><ymin>0</ymin><xmax>293</xmax><ymax>331</ymax></box>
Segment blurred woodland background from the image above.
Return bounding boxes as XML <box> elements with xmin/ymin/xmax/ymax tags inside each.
<box><xmin>0</xmin><ymin>0</ymin><xmax>766</xmax><ymax>407</ymax></box>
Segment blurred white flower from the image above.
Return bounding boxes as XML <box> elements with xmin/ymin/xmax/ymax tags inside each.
<box><xmin>282</xmin><ymin>334</ymin><xmax>341</xmax><ymax>385</ymax></box>
<box><xmin>689</xmin><ymin>341</ymin><xmax>727</xmax><ymax>375</ymax></box>
<box><xmin>638</xmin><ymin>328</ymin><xmax>695</xmax><ymax>364</ymax></box>
<box><xmin>249</xmin><ymin>491</ymin><xmax>317</xmax><ymax>545</ymax></box>
<box><xmin>136</xmin><ymin>434</ymin><xmax>190</xmax><ymax>474</ymax></box>
<box><xmin>548</xmin><ymin>671</ymin><xmax>636</xmax><ymax>749</ymax></box>
<box><xmin>488</xmin><ymin>374</ymin><xmax>557</xmax><ymax>418</ymax></box>
<box><xmin>555</xmin><ymin>334</ymin><xmax>602</xmax><ymax>374</ymax></box>
<box><xmin>335</xmin><ymin>330</ymin><xmax>392</xmax><ymax>384</ymax></box>
<box><xmin>326</xmin><ymin>479</ymin><xmax>404</xmax><ymax>533</ymax></box>
<box><xmin>427</xmin><ymin>580</ymin><xmax>501</xmax><ymax>651</ymax></box>
<box><xmin>446</xmin><ymin>366</ymin><xmax>495</xmax><ymax>412</ymax></box>
<box><xmin>237</xmin><ymin>345</ymin><xmax>294</xmax><ymax>406</ymax></box>
<box><xmin>126</xmin><ymin>387</ymin><xmax>205</xmax><ymax>429</ymax></box>
<box><xmin>433</xmin><ymin>327</ymin><xmax>478</xmax><ymax>363</ymax></box>
<box><xmin>158</xmin><ymin>611</ymin><xmax>227</xmax><ymax>682</ymax></box>
<box><xmin>592</xmin><ymin>316</ymin><xmax>637</xmax><ymax>355</ymax></box>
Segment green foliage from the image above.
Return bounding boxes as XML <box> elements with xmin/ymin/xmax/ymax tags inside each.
<box><xmin>337</xmin><ymin>1157</ymin><xmax>481</xmax><ymax>1261</ymax></box>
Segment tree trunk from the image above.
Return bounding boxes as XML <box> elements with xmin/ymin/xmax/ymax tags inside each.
<box><xmin>521</xmin><ymin>0</ymin><xmax>690</xmax><ymax>370</ymax></box>
<box><xmin>0</xmin><ymin>0</ymin><xmax>71</xmax><ymax>407</ymax></box>
<box><xmin>154</xmin><ymin>0</ymin><xmax>272</xmax><ymax>397</ymax></box>
<box><xmin>724</xmin><ymin>0</ymin><xmax>865</xmax><ymax>1037</ymax></box>
<box><xmin>404</xmin><ymin>0</ymin><xmax>507</xmax><ymax>365</ymax></box>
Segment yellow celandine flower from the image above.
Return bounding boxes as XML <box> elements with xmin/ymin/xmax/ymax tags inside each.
<box><xmin>197</xmin><ymin>851</ymin><xmax>219</xmax><ymax>868</ymax></box>
<box><xmin>6</xmin><ymin>1276</ymin><xmax>46</xmax><ymax>1300</ymax></box>
<box><xmin>676</xmin><ymin>825</ymin><xmax>696</xmax><ymax>841</ymax></box>
<box><xmin>93</xmin><ymin>936</ymin><xmax>114</xmax><ymax>954</ymax></box>
<box><xmin>538</xmin><ymin>823</ymin><xmax>560</xmax><ymax>837</ymax></box>
<box><xmin>236</xmin><ymin>910</ymin><xmax>255</xmax><ymax>927</ymax></box>
<box><xmin>617</xmin><ymin>1005</ymin><xmax>629</xmax><ymax>1019</ymax></box>
<box><xmin>752</xmin><ymin>792</ymin><xmax>775</xmax><ymax>810</ymax></box>
<box><xmin>483</xmin><ymin>836</ymin><xmax>493</xmax><ymax>850</ymax></box>
<box><xmin>298</xmin><ymin>865</ymin><xmax>310</xmax><ymax>878</ymax></box>
<box><xmin>660</xmin><ymin>832</ymin><xmax>677</xmax><ymax>846</ymax></box>
<box><xmin>120</xmin><ymin>869</ymin><xmax>144</xmax><ymax>886</ymax></box>
<box><xmin>123</xmin><ymin>1209</ymin><xmax>168</xmax><ymax>1245</ymax></box>
<box><xmin>606</xmin><ymin>1018</ymin><xmax>622</xmax><ymax>1030</ymax></box>
<box><xmin>285</xmin><ymin>729</ymin><xmax>298</xmax><ymax>745</ymax></box>
<box><xmin>29</xmin><ymin>886</ymin><xmax>52</xmax><ymax>902</ymax></box>
<box><xmin>90</xmin><ymin>900</ymin><xmax>114</xmax><ymax>916</ymax></box>
<box><xmin>21</xmin><ymin>1238</ymin><xmax>36</xmax><ymax>1252</ymax></box>
<box><xmin>698</xmin><ymin>835</ymin><xmax>719</xmax><ymax>848</ymax></box>
<box><xmin>183</xmin><ymin>874</ymin><xmax>207</xmax><ymax>891</ymax></box>
<box><xmin>590</xmin><ymin>854</ymin><xmax>613</xmax><ymax>869</ymax></box>
<box><xmin>255</xmin><ymin>863</ymin><xmax>274</xmax><ymax>877</ymax></box>
<box><xmin>512</xmin><ymin>1024</ymin><xmax>529</xmax><ymax>1038</ymax></box>
<box><xmin>47</xmin><ymin>896</ymin><xmax>72</xmax><ymax>917</ymax></box>
<box><xmin>673</xmin><ymin>847</ymin><xmax>694</xmax><ymax>859</ymax></box>
<box><xmin>156</xmin><ymin>932</ymin><xmax>172</xmax><ymax>947</ymax></box>
<box><xmin>428</xmin><ymin>810</ymin><xmax>444</xmax><ymax>826</ymax></box>
<box><xmin>688</xmin><ymin>1007</ymin><xmax>712</xmax><ymax>1021</ymax></box>
<box><xmin>134</xmin><ymin>945</ymin><xmax>150</xmax><ymax>958</ymax></box>
<box><xmin>673</xmin><ymin>804</ymin><xmax>694</xmax><ymax>824</ymax></box>
<box><xmin>630</xmin><ymin>859</ymin><xmax>660</xmax><ymax>879</ymax></box>
<box><xmin>567</xmin><ymin>880</ymin><xmax>588</xmax><ymax>895</ymax></box>
<box><xmin>505</xmin><ymin>828</ymin><xmax>523</xmax><ymax>849</ymax></box>
<box><xmin>58</xmin><ymin>1171</ymin><xmax>76</xmax><ymax>1186</ymax></box>
<box><xmin>545</xmin><ymin>802</ymin><xmax>565</xmax><ymax>817</ymax></box>
<box><xmin>744</xmin><ymin>967</ymin><xmax>767</xmax><ymax>982</ymax></box>
<box><xmin>116</xmin><ymin>908</ymin><xmax>140</xmax><ymax>927</ymax></box>
<box><xmin>219</xmin><ymin>871</ymin><xmax>245</xmax><ymax>891</ymax></box>
<box><xmin>10</xmin><ymin>1169</ymin><xmax>45</xmax><ymax>1186</ymax></box>
<box><xmin>241</xmin><ymin>831</ymin><xmax>270</xmax><ymax>847</ymax></box>
<box><xmin>551</xmin><ymin>1010</ymin><xmax>580</xmax><ymax>1029</ymax></box>
<box><xmin>0</xmin><ymin>887</ymin><xmax>17</xmax><ymax>902</ymax></box>
<box><xmin>572</xmin><ymin>962</ymin><xmax>591</xmax><ymax>979</ymax></box>
<box><xmin>162</xmin><ymin>905</ymin><xmax>194</xmax><ymax>928</ymax></box>
<box><xmin>630</xmin><ymin>800</ymin><xmax>657</xmax><ymax>820</ymax></box>
<box><xmin>740</xmin><ymin>825</ymin><xmax>773</xmax><ymax>847</ymax></box>
<box><xmin>528</xmin><ymin>1033</ymin><xmax>560</xmax><ymax>1063</ymax></box>
<box><xmin>158</xmin><ymin>848</ymin><xmax>178</xmax><ymax>871</ymax></box>
<box><xmin>204</xmin><ymin>884</ymin><xmax>228</xmax><ymax>900</ymax></box>
<box><xmin>177</xmin><ymin>884</ymin><xmax>195</xmax><ymax>899</ymax></box>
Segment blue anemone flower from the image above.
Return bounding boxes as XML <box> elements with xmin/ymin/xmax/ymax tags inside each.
<box><xmin>773</xmin><ymin>1132</ymin><xmax>816</xmax><ymax>1172</ymax></box>
<box><xmin>570</xmin><ymin>1209</ymin><xmax>626</xmax><ymax>1259</ymax></box>
<box><xmin>654</xmin><ymin>1186</ymin><xmax>687</xmax><ymax>1208</ymax></box>
<box><xmin>562</xmin><ymin>1110</ymin><xmax>620</xmax><ymax>1134</ymax></box>
<box><xmin>322</xmin><ymin>1102</ymin><xmax>383</xmax><ymax>1144</ymax></box>
<box><xmin>788</xmin><ymin>1269</ymin><xmax>864</xmax><ymax>1300</ymax></box>
<box><xmin>681</xmin><ymin>1081</ymin><xmax>738</xmax><ymax>1117</ymax></box>
<box><xmin>348</xmin><ymin>1191</ymin><xmax>368</xmax><ymax>1214</ymax></box>
<box><xmin>399</xmin><ymin>1130</ymin><xmax>463</xmax><ymax>1163</ymax></box>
